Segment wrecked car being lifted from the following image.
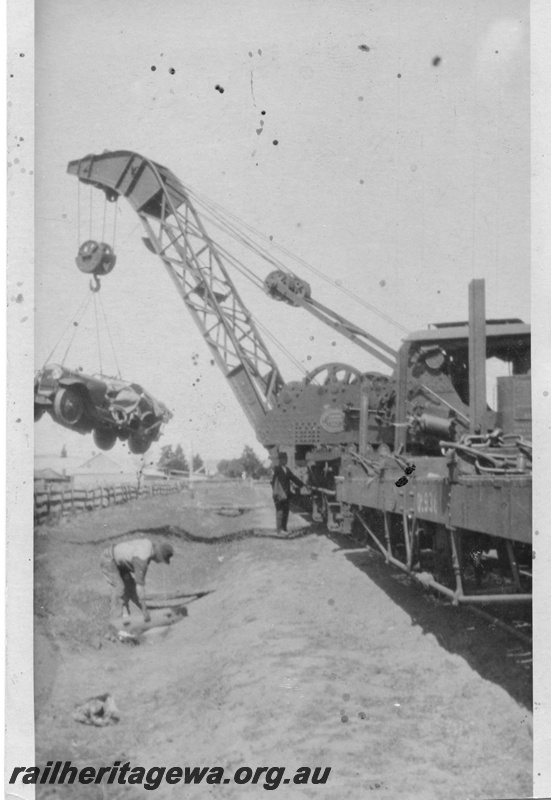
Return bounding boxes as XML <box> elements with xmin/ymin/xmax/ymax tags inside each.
<box><xmin>34</xmin><ymin>364</ymin><xmax>173</xmax><ymax>454</ymax></box>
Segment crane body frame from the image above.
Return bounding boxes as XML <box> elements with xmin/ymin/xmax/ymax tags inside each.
<box><xmin>66</xmin><ymin>150</ymin><xmax>533</xmax><ymax>610</ymax></box>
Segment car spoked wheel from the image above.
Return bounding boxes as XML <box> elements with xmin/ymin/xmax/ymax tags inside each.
<box><xmin>128</xmin><ymin>432</ymin><xmax>153</xmax><ymax>455</ymax></box>
<box><xmin>93</xmin><ymin>426</ymin><xmax>117</xmax><ymax>451</ymax></box>
<box><xmin>53</xmin><ymin>387</ymin><xmax>84</xmax><ymax>426</ymax></box>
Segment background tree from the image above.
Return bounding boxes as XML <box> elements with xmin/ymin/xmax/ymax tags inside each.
<box><xmin>240</xmin><ymin>445</ymin><xmax>269</xmax><ymax>479</ymax></box>
<box><xmin>192</xmin><ymin>453</ymin><xmax>204</xmax><ymax>472</ymax></box>
<box><xmin>158</xmin><ymin>443</ymin><xmax>189</xmax><ymax>473</ymax></box>
<box><xmin>217</xmin><ymin>446</ymin><xmax>269</xmax><ymax>479</ymax></box>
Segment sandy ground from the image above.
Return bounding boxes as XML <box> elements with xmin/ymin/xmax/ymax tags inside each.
<box><xmin>33</xmin><ymin>482</ymin><xmax>532</xmax><ymax>799</ymax></box>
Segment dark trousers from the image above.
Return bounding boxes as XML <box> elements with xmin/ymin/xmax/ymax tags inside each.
<box><xmin>274</xmin><ymin>498</ymin><xmax>290</xmax><ymax>532</ymax></box>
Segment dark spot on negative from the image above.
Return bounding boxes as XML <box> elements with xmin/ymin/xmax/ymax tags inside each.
<box><xmin>261</xmin><ymin>110</ymin><xmax>266</xmax><ymax>115</ymax></box>
<box><xmin>20</xmin><ymin>53</ymin><xmax>25</xmax><ymax>57</ymax></box>
<box><xmin>169</xmin><ymin>68</ymin><xmax>176</xmax><ymax>75</ymax></box>
<box><xmin>379</xmin><ymin>279</ymin><xmax>386</xmax><ymax>287</ymax></box>
<box><xmin>359</xmin><ymin>179</ymin><xmax>364</xmax><ymax>184</ymax></box>
<box><xmin>151</xmin><ymin>65</ymin><xmax>156</xmax><ymax>71</ymax></box>
<box><xmin>256</xmin><ymin>128</ymin><xmax>263</xmax><ymax>135</ymax></box>
<box><xmin>215</xmin><ymin>85</ymin><xmax>224</xmax><ymax>93</ymax></box>
<box><xmin>341</xmin><ymin>715</ymin><xmax>349</xmax><ymax>723</ymax></box>
<box><xmin>15</xmin><ymin>294</ymin><xmax>23</xmax><ymax>303</ymax></box>
<box><xmin>432</xmin><ymin>56</ymin><xmax>441</xmax><ymax>66</ymax></box>
<box><xmin>258</xmin><ymin>49</ymin><xmax>262</xmax><ymax>56</ymax></box>
<box><xmin>273</xmin><ymin>140</ymin><xmax>279</xmax><ymax>145</ymax></box>
<box><xmin>342</xmin><ymin>693</ymin><xmax>350</xmax><ymax>701</ymax></box>
<box><xmin>358</xmin><ymin>44</ymin><xmax>370</xmax><ymax>52</ymax></box>
<box><xmin>359</xmin><ymin>712</ymin><xmax>367</xmax><ymax>719</ymax></box>
<box><xmin>397</xmin><ymin>73</ymin><xmax>402</xmax><ymax>78</ymax></box>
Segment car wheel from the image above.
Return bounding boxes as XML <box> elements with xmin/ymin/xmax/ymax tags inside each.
<box><xmin>128</xmin><ymin>432</ymin><xmax>152</xmax><ymax>454</ymax></box>
<box><xmin>93</xmin><ymin>426</ymin><xmax>117</xmax><ymax>451</ymax></box>
<box><xmin>53</xmin><ymin>387</ymin><xmax>84</xmax><ymax>426</ymax></box>
<box><xmin>34</xmin><ymin>405</ymin><xmax>45</xmax><ymax>422</ymax></box>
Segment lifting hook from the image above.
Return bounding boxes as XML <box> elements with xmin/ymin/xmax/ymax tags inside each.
<box><xmin>89</xmin><ymin>275</ymin><xmax>101</xmax><ymax>293</ymax></box>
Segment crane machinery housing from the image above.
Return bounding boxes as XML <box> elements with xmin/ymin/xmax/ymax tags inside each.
<box><xmin>65</xmin><ymin>150</ymin><xmax>532</xmax><ymax>609</ymax></box>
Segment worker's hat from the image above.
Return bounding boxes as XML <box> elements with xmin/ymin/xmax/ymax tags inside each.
<box><xmin>158</xmin><ymin>542</ymin><xmax>174</xmax><ymax>563</ymax></box>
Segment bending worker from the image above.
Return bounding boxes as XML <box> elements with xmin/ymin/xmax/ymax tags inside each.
<box><xmin>270</xmin><ymin>452</ymin><xmax>305</xmax><ymax>533</ymax></box>
<box><xmin>100</xmin><ymin>538</ymin><xmax>174</xmax><ymax>622</ymax></box>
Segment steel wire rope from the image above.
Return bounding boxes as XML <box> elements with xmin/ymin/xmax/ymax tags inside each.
<box><xmin>98</xmin><ymin>292</ymin><xmax>122</xmax><ymax>379</ymax></box>
<box><xmin>180</xmin><ymin>206</ymin><xmax>384</xmax><ymax>383</ymax></box>
<box><xmin>89</xmin><ymin>184</ymin><xmax>93</xmax><ymax>240</ymax></box>
<box><xmin>251</xmin><ymin>314</ymin><xmax>309</xmax><ymax>377</ymax></box>
<box><xmin>57</xmin><ymin>291</ymin><xmax>95</xmax><ymax>367</ymax></box>
<box><xmin>101</xmin><ymin>192</ymin><xmax>108</xmax><ymax>243</ymax></box>
<box><xmin>187</xmin><ymin>189</ymin><xmax>295</xmax><ymax>274</ymax></box>
<box><xmin>77</xmin><ymin>177</ymin><xmax>81</xmax><ymax>249</ymax></box>
<box><xmin>186</xmin><ymin>186</ymin><xmax>411</xmax><ymax>334</ymax></box>
<box><xmin>93</xmin><ymin>292</ymin><xmax>103</xmax><ymax>373</ymax></box>
<box><xmin>112</xmin><ymin>200</ymin><xmax>119</xmax><ymax>249</ymax></box>
<box><xmin>178</xmin><ymin>214</ymin><xmax>265</xmax><ymax>292</ymax></box>
<box><xmin>185</xmin><ymin>202</ymin><xmax>287</xmax><ymax>281</ymax></box>
<box><xmin>43</xmin><ymin>290</ymin><xmax>92</xmax><ymax>367</ymax></box>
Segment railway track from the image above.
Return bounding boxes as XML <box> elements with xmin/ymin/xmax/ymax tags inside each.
<box><xmin>326</xmin><ymin>523</ymin><xmax>533</xmax><ymax>656</ymax></box>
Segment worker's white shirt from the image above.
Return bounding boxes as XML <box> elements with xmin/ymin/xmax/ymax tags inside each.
<box><xmin>113</xmin><ymin>539</ymin><xmax>154</xmax><ymax>585</ymax></box>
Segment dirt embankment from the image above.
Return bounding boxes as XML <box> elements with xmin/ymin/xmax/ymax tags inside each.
<box><xmin>33</xmin><ymin>484</ymin><xmax>532</xmax><ymax>799</ymax></box>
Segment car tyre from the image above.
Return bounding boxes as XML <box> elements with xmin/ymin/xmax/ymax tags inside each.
<box><xmin>53</xmin><ymin>387</ymin><xmax>84</xmax><ymax>426</ymax></box>
<box><xmin>93</xmin><ymin>426</ymin><xmax>117</xmax><ymax>451</ymax></box>
<box><xmin>128</xmin><ymin>432</ymin><xmax>153</xmax><ymax>454</ymax></box>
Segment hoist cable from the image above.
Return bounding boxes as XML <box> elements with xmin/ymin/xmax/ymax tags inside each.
<box><xmin>89</xmin><ymin>184</ymin><xmax>93</xmax><ymax>241</ymax></box>
<box><xmin>186</xmin><ymin>186</ymin><xmax>410</xmax><ymax>334</ymax></box>
<box><xmin>43</xmin><ymin>290</ymin><xmax>92</xmax><ymax>367</ymax></box>
<box><xmin>170</xmin><ymin>211</ymin><xmax>266</xmax><ymax>293</ymax></box>
<box><xmin>189</xmin><ymin>193</ymin><xmax>293</xmax><ymax>277</ymax></box>
<box><xmin>58</xmin><ymin>292</ymin><xmax>94</xmax><ymax>367</ymax></box>
<box><xmin>77</xmin><ymin>178</ymin><xmax>81</xmax><ymax>249</ymax></box>
<box><xmin>251</xmin><ymin>314</ymin><xmax>308</xmax><ymax>376</ymax></box>
<box><xmin>98</xmin><ymin>292</ymin><xmax>122</xmax><ymax>378</ymax></box>
<box><xmin>112</xmin><ymin>202</ymin><xmax>119</xmax><ymax>249</ymax></box>
<box><xmin>101</xmin><ymin>194</ymin><xmax>107</xmax><ymax>243</ymax></box>
<box><xmin>198</xmin><ymin>196</ymin><xmax>409</xmax><ymax>335</ymax></box>
<box><xmin>93</xmin><ymin>292</ymin><xmax>103</xmax><ymax>373</ymax></box>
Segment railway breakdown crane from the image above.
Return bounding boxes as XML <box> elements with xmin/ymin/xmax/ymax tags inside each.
<box><xmin>66</xmin><ymin>150</ymin><xmax>532</xmax><ymax>611</ymax></box>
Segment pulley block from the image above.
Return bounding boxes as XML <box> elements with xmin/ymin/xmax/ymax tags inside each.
<box><xmin>75</xmin><ymin>240</ymin><xmax>117</xmax><ymax>276</ymax></box>
<box><xmin>264</xmin><ymin>270</ymin><xmax>311</xmax><ymax>306</ymax></box>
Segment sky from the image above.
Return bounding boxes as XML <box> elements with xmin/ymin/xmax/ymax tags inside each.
<box><xmin>31</xmin><ymin>0</ymin><xmax>531</xmax><ymax>467</ymax></box>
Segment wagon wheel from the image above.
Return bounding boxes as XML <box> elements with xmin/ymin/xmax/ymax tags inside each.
<box><xmin>53</xmin><ymin>387</ymin><xmax>84</xmax><ymax>426</ymax></box>
<box><xmin>93</xmin><ymin>426</ymin><xmax>117</xmax><ymax>451</ymax></box>
<box><xmin>304</xmin><ymin>362</ymin><xmax>362</xmax><ymax>387</ymax></box>
<box><xmin>128</xmin><ymin>432</ymin><xmax>153</xmax><ymax>455</ymax></box>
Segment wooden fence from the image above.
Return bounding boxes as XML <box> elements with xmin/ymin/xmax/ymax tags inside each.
<box><xmin>34</xmin><ymin>481</ymin><xmax>186</xmax><ymax>525</ymax></box>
